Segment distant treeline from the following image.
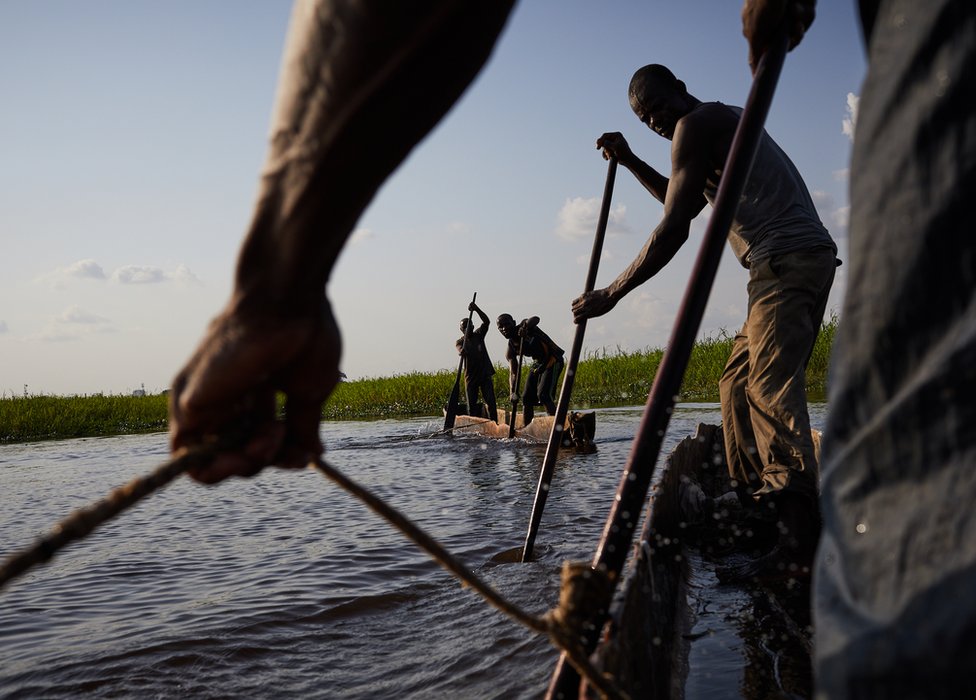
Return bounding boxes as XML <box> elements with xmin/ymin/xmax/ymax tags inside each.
<box><xmin>1</xmin><ymin>318</ymin><xmax>835</xmax><ymax>443</ymax></box>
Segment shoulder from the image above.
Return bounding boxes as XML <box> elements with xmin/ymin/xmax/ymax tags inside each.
<box><xmin>673</xmin><ymin>102</ymin><xmax>737</xmax><ymax>164</ymax></box>
<box><xmin>676</xmin><ymin>103</ymin><xmax>735</xmax><ymax>140</ymax></box>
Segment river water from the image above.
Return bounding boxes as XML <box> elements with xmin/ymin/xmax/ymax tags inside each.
<box><xmin>0</xmin><ymin>403</ymin><xmax>825</xmax><ymax>698</ymax></box>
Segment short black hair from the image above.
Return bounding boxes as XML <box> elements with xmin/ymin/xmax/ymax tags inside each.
<box><xmin>628</xmin><ymin>64</ymin><xmax>686</xmax><ymax>109</ymax></box>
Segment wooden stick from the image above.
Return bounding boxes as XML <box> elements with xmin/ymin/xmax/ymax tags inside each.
<box><xmin>444</xmin><ymin>291</ymin><xmax>477</xmax><ymax>430</ymax></box>
<box><xmin>521</xmin><ymin>158</ymin><xmax>617</xmax><ymax>561</ymax></box>
<box><xmin>546</xmin><ymin>32</ymin><xmax>791</xmax><ymax>698</ymax></box>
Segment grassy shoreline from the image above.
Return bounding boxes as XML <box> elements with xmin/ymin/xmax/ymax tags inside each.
<box><xmin>1</xmin><ymin>319</ymin><xmax>835</xmax><ymax>444</ymax></box>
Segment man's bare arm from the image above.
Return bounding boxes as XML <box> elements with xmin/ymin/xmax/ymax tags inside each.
<box><xmin>170</xmin><ymin>0</ymin><xmax>515</xmax><ymax>483</ymax></box>
<box><xmin>574</xmin><ymin>117</ymin><xmax>712</xmax><ymax>321</ymax></box>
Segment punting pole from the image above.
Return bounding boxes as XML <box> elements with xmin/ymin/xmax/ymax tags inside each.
<box><xmin>521</xmin><ymin>158</ymin><xmax>617</xmax><ymax>562</ymax></box>
<box><xmin>444</xmin><ymin>292</ymin><xmax>477</xmax><ymax>431</ymax></box>
<box><xmin>508</xmin><ymin>335</ymin><xmax>525</xmax><ymax>439</ymax></box>
<box><xmin>546</xmin><ymin>33</ymin><xmax>790</xmax><ymax>698</ymax></box>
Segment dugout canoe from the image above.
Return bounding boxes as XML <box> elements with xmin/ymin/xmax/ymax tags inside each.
<box><xmin>580</xmin><ymin>422</ymin><xmax>819</xmax><ymax>698</ymax></box>
<box><xmin>447</xmin><ymin>408</ymin><xmax>596</xmax><ymax>451</ymax></box>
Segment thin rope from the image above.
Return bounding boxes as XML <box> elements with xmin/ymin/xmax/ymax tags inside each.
<box><xmin>0</xmin><ymin>445</ymin><xmax>207</xmax><ymax>589</ymax></box>
<box><xmin>311</xmin><ymin>457</ymin><xmax>627</xmax><ymax>700</ymax></box>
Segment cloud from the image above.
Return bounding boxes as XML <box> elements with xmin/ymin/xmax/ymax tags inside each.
<box><xmin>112</xmin><ymin>265</ymin><xmax>168</xmax><ymax>284</ymax></box>
<box><xmin>33</xmin><ymin>330</ymin><xmax>80</xmax><ymax>343</ymax></box>
<box><xmin>58</xmin><ymin>305</ymin><xmax>110</xmax><ymax>325</ymax></box>
<box><xmin>68</xmin><ymin>259</ymin><xmax>108</xmax><ymax>280</ymax></box>
<box><xmin>831</xmin><ymin>205</ymin><xmax>850</xmax><ymax>231</ymax></box>
<box><xmin>812</xmin><ymin>189</ymin><xmax>834</xmax><ymax>213</ymax></box>
<box><xmin>625</xmin><ymin>290</ymin><xmax>669</xmax><ymax>331</ymax></box>
<box><xmin>36</xmin><ymin>258</ymin><xmax>108</xmax><ymax>288</ymax></box>
<box><xmin>39</xmin><ymin>259</ymin><xmax>201</xmax><ymax>287</ymax></box>
<box><xmin>555</xmin><ymin>197</ymin><xmax>630</xmax><ymax>241</ymax></box>
<box><xmin>172</xmin><ymin>264</ymin><xmax>203</xmax><ymax>285</ymax></box>
<box><xmin>842</xmin><ymin>92</ymin><xmax>859</xmax><ymax>142</ymax></box>
<box><xmin>811</xmin><ymin>190</ymin><xmax>849</xmax><ymax>240</ymax></box>
<box><xmin>0</xmin><ymin>320</ymin><xmax>8</xmax><ymax>334</ymax></box>
<box><xmin>350</xmin><ymin>227</ymin><xmax>374</xmax><ymax>244</ymax></box>
<box><xmin>27</xmin><ymin>305</ymin><xmax>114</xmax><ymax>342</ymax></box>
<box><xmin>832</xmin><ymin>168</ymin><xmax>849</xmax><ymax>182</ymax></box>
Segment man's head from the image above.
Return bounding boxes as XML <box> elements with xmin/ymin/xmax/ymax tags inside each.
<box><xmin>460</xmin><ymin>318</ymin><xmax>470</xmax><ymax>333</ymax></box>
<box><xmin>496</xmin><ymin>314</ymin><xmax>516</xmax><ymax>339</ymax></box>
<box><xmin>628</xmin><ymin>64</ymin><xmax>694</xmax><ymax>140</ymax></box>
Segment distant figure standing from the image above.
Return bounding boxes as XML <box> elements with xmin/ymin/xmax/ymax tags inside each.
<box><xmin>496</xmin><ymin>314</ymin><xmax>564</xmax><ymax>426</ymax></box>
<box><xmin>456</xmin><ymin>301</ymin><xmax>498</xmax><ymax>423</ymax></box>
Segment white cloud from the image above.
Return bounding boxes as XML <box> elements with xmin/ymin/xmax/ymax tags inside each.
<box><xmin>811</xmin><ymin>189</ymin><xmax>834</xmax><ymax>212</ymax></box>
<box><xmin>58</xmin><ymin>305</ymin><xmax>110</xmax><ymax>325</ymax></box>
<box><xmin>38</xmin><ymin>259</ymin><xmax>200</xmax><ymax>287</ymax></box>
<box><xmin>66</xmin><ymin>258</ymin><xmax>107</xmax><ymax>280</ymax></box>
<box><xmin>625</xmin><ymin>290</ymin><xmax>669</xmax><ymax>331</ymax></box>
<box><xmin>172</xmin><ymin>264</ymin><xmax>203</xmax><ymax>285</ymax></box>
<box><xmin>36</xmin><ymin>258</ymin><xmax>107</xmax><ymax>288</ymax></box>
<box><xmin>112</xmin><ymin>265</ymin><xmax>167</xmax><ymax>284</ymax></box>
<box><xmin>842</xmin><ymin>92</ymin><xmax>859</xmax><ymax>142</ymax></box>
<box><xmin>555</xmin><ymin>197</ymin><xmax>630</xmax><ymax>241</ymax></box>
<box><xmin>26</xmin><ymin>305</ymin><xmax>113</xmax><ymax>343</ymax></box>
<box><xmin>832</xmin><ymin>205</ymin><xmax>850</xmax><ymax>231</ymax></box>
<box><xmin>0</xmin><ymin>320</ymin><xmax>8</xmax><ymax>334</ymax></box>
<box><xmin>832</xmin><ymin>168</ymin><xmax>849</xmax><ymax>182</ymax></box>
<box><xmin>350</xmin><ymin>227</ymin><xmax>374</xmax><ymax>244</ymax></box>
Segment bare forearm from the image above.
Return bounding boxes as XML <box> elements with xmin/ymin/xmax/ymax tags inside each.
<box><xmin>607</xmin><ymin>221</ymin><xmax>688</xmax><ymax>302</ymax></box>
<box><xmin>625</xmin><ymin>157</ymin><xmax>671</xmax><ymax>204</ymax></box>
<box><xmin>232</xmin><ymin>0</ymin><xmax>515</xmax><ymax>316</ymax></box>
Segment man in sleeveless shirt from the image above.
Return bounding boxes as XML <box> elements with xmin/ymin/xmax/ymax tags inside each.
<box><xmin>572</xmin><ymin>64</ymin><xmax>837</xmax><ymax>580</ymax></box>
<box><xmin>456</xmin><ymin>300</ymin><xmax>499</xmax><ymax>423</ymax></box>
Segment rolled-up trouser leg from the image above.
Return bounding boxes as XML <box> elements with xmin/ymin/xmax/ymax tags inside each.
<box><xmin>719</xmin><ymin>331</ymin><xmax>765</xmax><ymax>493</ymax></box>
<box><xmin>743</xmin><ymin>251</ymin><xmax>834</xmax><ymax>501</ymax></box>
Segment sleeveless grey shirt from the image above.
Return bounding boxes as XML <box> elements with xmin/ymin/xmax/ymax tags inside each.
<box><xmin>701</xmin><ymin>103</ymin><xmax>836</xmax><ymax>268</ymax></box>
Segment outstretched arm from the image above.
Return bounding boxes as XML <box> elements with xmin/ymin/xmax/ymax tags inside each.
<box><xmin>597</xmin><ymin>131</ymin><xmax>707</xmax><ymax>215</ymax></box>
<box><xmin>470</xmin><ymin>301</ymin><xmax>490</xmax><ymax>335</ymax></box>
<box><xmin>573</xmin><ymin>116</ymin><xmax>712</xmax><ymax>322</ymax></box>
<box><xmin>170</xmin><ymin>0</ymin><xmax>515</xmax><ymax>483</ymax></box>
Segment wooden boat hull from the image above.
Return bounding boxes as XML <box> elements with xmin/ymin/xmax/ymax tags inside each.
<box><xmin>448</xmin><ymin>409</ymin><xmax>596</xmax><ymax>451</ymax></box>
<box><xmin>587</xmin><ymin>423</ymin><xmax>819</xmax><ymax>698</ymax></box>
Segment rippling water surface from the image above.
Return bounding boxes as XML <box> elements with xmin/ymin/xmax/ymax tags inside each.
<box><xmin>0</xmin><ymin>404</ymin><xmax>825</xmax><ymax>698</ymax></box>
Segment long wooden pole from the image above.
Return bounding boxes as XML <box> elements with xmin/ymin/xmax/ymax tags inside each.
<box><xmin>444</xmin><ymin>292</ymin><xmax>477</xmax><ymax>430</ymax></box>
<box><xmin>546</xmin><ymin>34</ymin><xmax>790</xmax><ymax>697</ymax></box>
<box><xmin>521</xmin><ymin>158</ymin><xmax>617</xmax><ymax>561</ymax></box>
<box><xmin>508</xmin><ymin>335</ymin><xmax>525</xmax><ymax>439</ymax></box>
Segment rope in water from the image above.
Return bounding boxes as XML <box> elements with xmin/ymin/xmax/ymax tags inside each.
<box><xmin>0</xmin><ymin>446</ymin><xmax>629</xmax><ymax>700</ymax></box>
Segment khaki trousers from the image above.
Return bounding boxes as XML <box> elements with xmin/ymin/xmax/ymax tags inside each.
<box><xmin>719</xmin><ymin>248</ymin><xmax>835</xmax><ymax>501</ymax></box>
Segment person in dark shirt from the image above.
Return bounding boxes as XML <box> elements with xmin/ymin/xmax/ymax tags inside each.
<box><xmin>496</xmin><ymin>314</ymin><xmax>564</xmax><ymax>426</ymax></box>
<box><xmin>746</xmin><ymin>0</ymin><xmax>976</xmax><ymax>694</ymax></box>
<box><xmin>456</xmin><ymin>301</ymin><xmax>498</xmax><ymax>423</ymax></box>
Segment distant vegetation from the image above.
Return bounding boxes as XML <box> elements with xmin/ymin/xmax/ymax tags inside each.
<box><xmin>1</xmin><ymin>317</ymin><xmax>835</xmax><ymax>443</ymax></box>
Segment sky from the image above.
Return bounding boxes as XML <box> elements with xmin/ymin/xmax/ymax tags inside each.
<box><xmin>0</xmin><ymin>1</ymin><xmax>867</xmax><ymax>397</ymax></box>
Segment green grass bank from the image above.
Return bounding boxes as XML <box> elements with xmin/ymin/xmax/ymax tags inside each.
<box><xmin>1</xmin><ymin>318</ymin><xmax>835</xmax><ymax>443</ymax></box>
